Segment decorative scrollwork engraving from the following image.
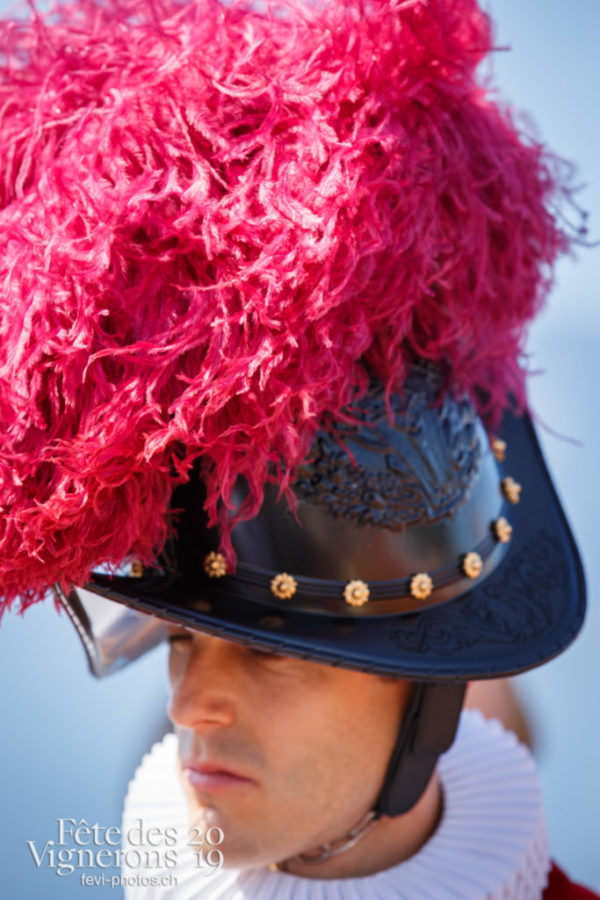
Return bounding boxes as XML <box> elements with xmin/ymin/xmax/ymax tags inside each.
<box><xmin>294</xmin><ymin>363</ymin><xmax>482</xmax><ymax>530</ymax></box>
<box><xmin>385</xmin><ymin>531</ymin><xmax>567</xmax><ymax>657</ymax></box>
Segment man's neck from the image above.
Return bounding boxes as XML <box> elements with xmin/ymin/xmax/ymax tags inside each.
<box><xmin>277</xmin><ymin>771</ymin><xmax>442</xmax><ymax>880</ymax></box>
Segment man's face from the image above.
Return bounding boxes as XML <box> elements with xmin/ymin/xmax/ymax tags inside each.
<box><xmin>168</xmin><ymin>628</ymin><xmax>411</xmax><ymax>869</ymax></box>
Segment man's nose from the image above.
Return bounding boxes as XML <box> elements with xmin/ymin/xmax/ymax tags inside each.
<box><xmin>168</xmin><ymin>635</ymin><xmax>243</xmax><ymax>732</ymax></box>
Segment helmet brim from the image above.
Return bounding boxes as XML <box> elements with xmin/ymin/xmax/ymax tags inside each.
<box><xmin>85</xmin><ymin>410</ymin><xmax>586</xmax><ymax>680</ymax></box>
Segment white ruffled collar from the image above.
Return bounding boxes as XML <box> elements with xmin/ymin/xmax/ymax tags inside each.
<box><xmin>122</xmin><ymin>709</ymin><xmax>551</xmax><ymax>899</ymax></box>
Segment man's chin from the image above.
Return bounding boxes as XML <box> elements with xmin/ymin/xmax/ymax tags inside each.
<box><xmin>181</xmin><ymin>795</ymin><xmax>281</xmax><ymax>871</ymax></box>
<box><xmin>206</xmin><ymin>830</ymin><xmax>288</xmax><ymax>872</ymax></box>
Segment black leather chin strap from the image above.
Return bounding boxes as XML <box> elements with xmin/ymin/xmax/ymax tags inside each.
<box><xmin>374</xmin><ymin>682</ymin><xmax>466</xmax><ymax>818</ymax></box>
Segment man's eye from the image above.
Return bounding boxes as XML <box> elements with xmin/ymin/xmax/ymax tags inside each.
<box><xmin>167</xmin><ymin>630</ymin><xmax>192</xmax><ymax>645</ymax></box>
<box><xmin>249</xmin><ymin>646</ymin><xmax>282</xmax><ymax>660</ymax></box>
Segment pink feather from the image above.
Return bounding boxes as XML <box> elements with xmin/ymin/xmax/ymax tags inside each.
<box><xmin>0</xmin><ymin>0</ymin><xmax>570</xmax><ymax>608</ymax></box>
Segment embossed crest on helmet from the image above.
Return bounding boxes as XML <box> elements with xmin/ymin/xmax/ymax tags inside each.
<box><xmin>294</xmin><ymin>364</ymin><xmax>482</xmax><ymax>531</ymax></box>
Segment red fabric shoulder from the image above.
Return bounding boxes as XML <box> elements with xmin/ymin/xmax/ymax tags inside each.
<box><xmin>544</xmin><ymin>863</ymin><xmax>600</xmax><ymax>899</ymax></box>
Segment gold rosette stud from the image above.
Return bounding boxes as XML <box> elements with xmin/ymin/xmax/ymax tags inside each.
<box><xmin>203</xmin><ymin>551</ymin><xmax>227</xmax><ymax>578</ymax></box>
<box><xmin>462</xmin><ymin>552</ymin><xmax>483</xmax><ymax>579</ymax></box>
<box><xmin>491</xmin><ymin>438</ymin><xmax>507</xmax><ymax>462</ymax></box>
<box><xmin>271</xmin><ymin>573</ymin><xmax>298</xmax><ymax>600</ymax></box>
<box><xmin>129</xmin><ymin>560</ymin><xmax>144</xmax><ymax>578</ymax></box>
<box><xmin>501</xmin><ymin>476</ymin><xmax>522</xmax><ymax>504</ymax></box>
<box><xmin>493</xmin><ymin>517</ymin><xmax>513</xmax><ymax>544</ymax></box>
<box><xmin>343</xmin><ymin>580</ymin><xmax>370</xmax><ymax>608</ymax></box>
<box><xmin>410</xmin><ymin>573</ymin><xmax>433</xmax><ymax>601</ymax></box>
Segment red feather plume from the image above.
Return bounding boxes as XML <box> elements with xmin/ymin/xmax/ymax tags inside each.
<box><xmin>0</xmin><ymin>0</ymin><xmax>570</xmax><ymax>608</ymax></box>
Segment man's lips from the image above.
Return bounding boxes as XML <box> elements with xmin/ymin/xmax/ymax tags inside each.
<box><xmin>182</xmin><ymin>761</ymin><xmax>256</xmax><ymax>792</ymax></box>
